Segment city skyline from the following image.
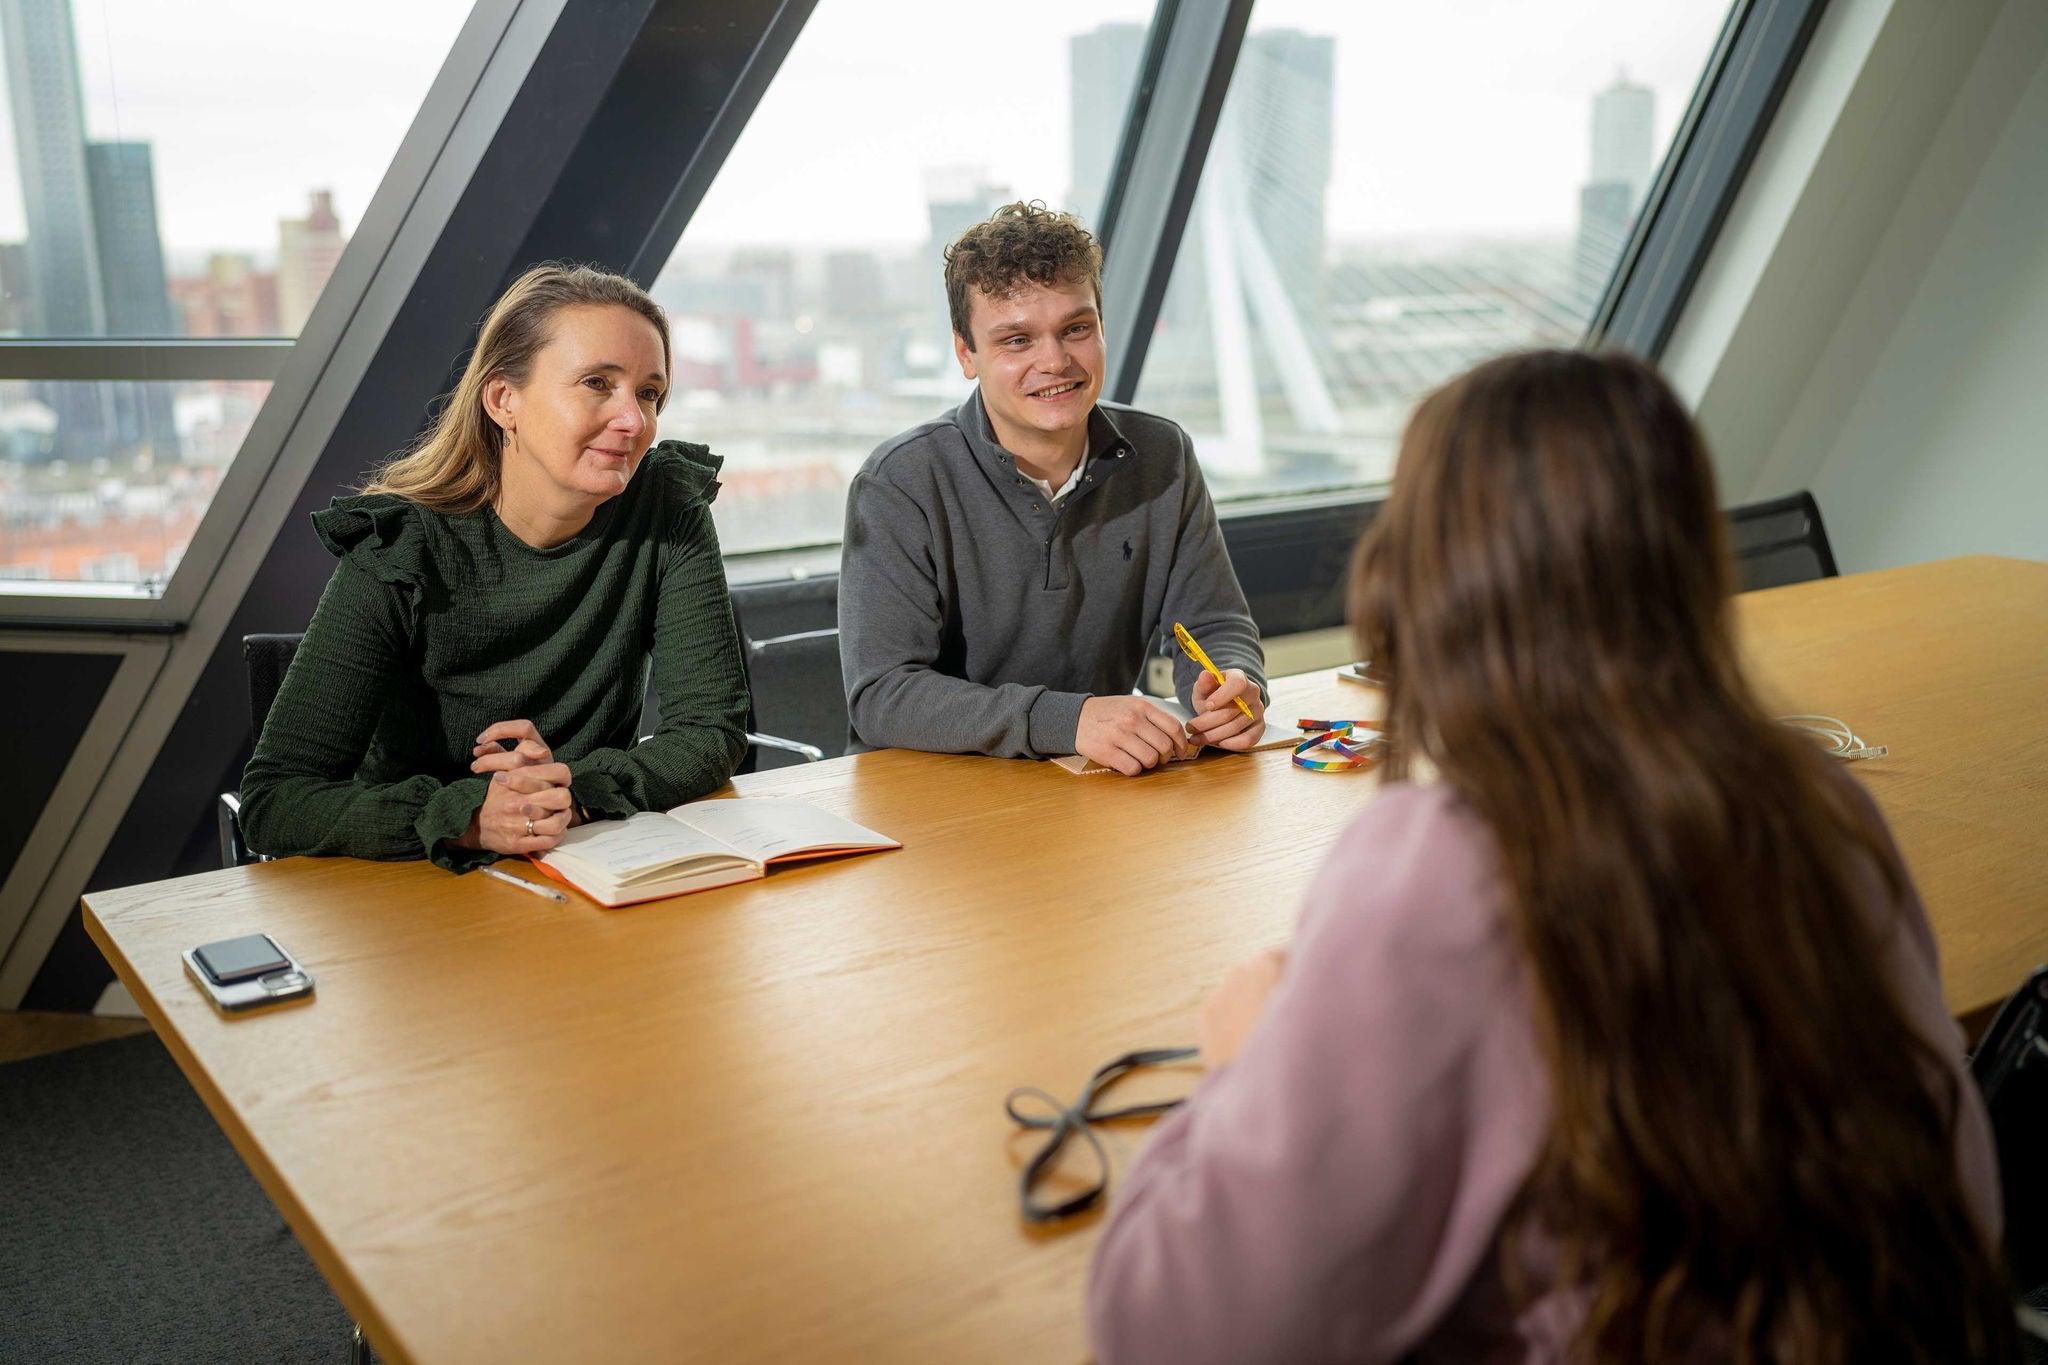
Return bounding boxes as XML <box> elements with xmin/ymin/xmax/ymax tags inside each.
<box><xmin>0</xmin><ymin>0</ymin><xmax>348</xmax><ymax>507</ymax></box>
<box><xmin>643</xmin><ymin>45</ymin><xmax>1660</xmax><ymax>553</ymax></box>
<box><xmin>3</xmin><ymin>1</ymin><xmax>1733</xmax><ymax>581</ymax></box>
<box><xmin>0</xmin><ymin>2</ymin><xmax>1722</xmax><ymax>256</ymax></box>
<box><xmin>0</xmin><ymin>0</ymin><xmax>364</xmax><ymax>342</ymax></box>
<box><xmin>0</xmin><ymin>0</ymin><xmax>464</xmax><ymax>256</ymax></box>
<box><xmin>0</xmin><ymin>1</ymin><xmax>344</xmax><ymax>581</ymax></box>
<box><xmin>1</xmin><ymin>0</ymin><xmax>178</xmax><ymax>457</ymax></box>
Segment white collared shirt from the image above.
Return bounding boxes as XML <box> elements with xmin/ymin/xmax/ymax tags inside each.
<box><xmin>1026</xmin><ymin>454</ymin><xmax>1089</xmax><ymax>508</ymax></box>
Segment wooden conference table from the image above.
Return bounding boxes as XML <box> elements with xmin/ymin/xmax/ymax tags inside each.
<box><xmin>83</xmin><ymin>554</ymin><xmax>2048</xmax><ymax>1364</ymax></box>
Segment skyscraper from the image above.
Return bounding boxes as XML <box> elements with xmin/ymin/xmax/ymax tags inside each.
<box><xmin>86</xmin><ymin>141</ymin><xmax>178</xmax><ymax>453</ymax></box>
<box><xmin>0</xmin><ymin>242</ymin><xmax>32</xmax><ymax>333</ymax></box>
<box><xmin>1</xmin><ymin>0</ymin><xmax>127</xmax><ymax>459</ymax></box>
<box><xmin>0</xmin><ymin>0</ymin><xmax>103</xmax><ymax>337</ymax></box>
<box><xmin>923</xmin><ymin>166</ymin><xmax>1009</xmax><ymax>347</ymax></box>
<box><xmin>1574</xmin><ymin>75</ymin><xmax>1656</xmax><ymax>305</ymax></box>
<box><xmin>86</xmin><ymin>141</ymin><xmax>174</xmax><ymax>335</ymax></box>
<box><xmin>1068</xmin><ymin>22</ymin><xmax>1147</xmax><ymax>236</ymax></box>
<box><xmin>1591</xmin><ymin>76</ymin><xmax>1656</xmax><ymax>202</ymax></box>
<box><xmin>278</xmin><ymin>189</ymin><xmax>347</xmax><ymax>334</ymax></box>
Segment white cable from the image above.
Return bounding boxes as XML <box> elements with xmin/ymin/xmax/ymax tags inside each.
<box><xmin>1778</xmin><ymin>714</ymin><xmax>1888</xmax><ymax>762</ymax></box>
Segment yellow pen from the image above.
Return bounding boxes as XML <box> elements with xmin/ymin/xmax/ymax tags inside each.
<box><xmin>1172</xmin><ymin>622</ymin><xmax>1257</xmax><ymax>722</ymax></box>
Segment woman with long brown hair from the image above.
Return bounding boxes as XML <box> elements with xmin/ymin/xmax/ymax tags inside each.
<box><xmin>240</xmin><ymin>263</ymin><xmax>749</xmax><ymax>868</ymax></box>
<box><xmin>1087</xmin><ymin>349</ymin><xmax>2016</xmax><ymax>1363</ymax></box>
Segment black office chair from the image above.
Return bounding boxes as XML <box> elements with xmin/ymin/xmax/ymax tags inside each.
<box><xmin>727</xmin><ymin>574</ymin><xmax>848</xmax><ymax>772</ymax></box>
<box><xmin>1727</xmin><ymin>491</ymin><xmax>1838</xmax><ymax>592</ymax></box>
<box><xmin>217</xmin><ymin>633</ymin><xmax>302</xmax><ymax>867</ymax></box>
<box><xmin>637</xmin><ymin>575</ymin><xmax>844</xmax><ymax>771</ymax></box>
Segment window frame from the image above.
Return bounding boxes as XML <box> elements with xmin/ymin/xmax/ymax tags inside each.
<box><xmin>0</xmin><ymin>0</ymin><xmax>1827</xmax><ymax>624</ymax></box>
<box><xmin>0</xmin><ymin>0</ymin><xmax>515</xmax><ymax>623</ymax></box>
<box><xmin>701</xmin><ymin>0</ymin><xmax>1815</xmax><ymax>573</ymax></box>
<box><xmin>1108</xmin><ymin>0</ymin><xmax>1826</xmax><ymax>544</ymax></box>
<box><xmin>0</xmin><ymin>0</ymin><xmax>545</xmax><ymax>1003</ymax></box>
<box><xmin>1590</xmin><ymin>0</ymin><xmax>1832</xmax><ymax>360</ymax></box>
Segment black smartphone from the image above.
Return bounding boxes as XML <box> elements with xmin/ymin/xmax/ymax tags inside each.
<box><xmin>193</xmin><ymin>934</ymin><xmax>291</xmax><ymax>984</ymax></box>
<box><xmin>184</xmin><ymin>934</ymin><xmax>314</xmax><ymax>1013</ymax></box>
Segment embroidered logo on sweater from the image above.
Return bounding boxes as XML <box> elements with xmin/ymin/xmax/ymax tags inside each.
<box><xmin>1122</xmin><ymin>540</ymin><xmax>1133</xmax><ymax>561</ymax></box>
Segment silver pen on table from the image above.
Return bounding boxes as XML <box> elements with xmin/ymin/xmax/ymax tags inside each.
<box><xmin>479</xmin><ymin>864</ymin><xmax>568</xmax><ymax>902</ymax></box>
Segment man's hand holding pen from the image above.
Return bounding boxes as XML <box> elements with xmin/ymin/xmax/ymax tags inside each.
<box><xmin>1188</xmin><ymin>668</ymin><xmax>1267</xmax><ymax>750</ymax></box>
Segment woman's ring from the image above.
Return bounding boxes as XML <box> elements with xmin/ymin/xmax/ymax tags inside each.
<box><xmin>525</xmin><ymin>818</ymin><xmax>535</xmax><ymax>837</ymax></box>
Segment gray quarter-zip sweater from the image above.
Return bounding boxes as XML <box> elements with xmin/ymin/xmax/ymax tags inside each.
<box><xmin>839</xmin><ymin>389</ymin><xmax>1265</xmax><ymax>757</ymax></box>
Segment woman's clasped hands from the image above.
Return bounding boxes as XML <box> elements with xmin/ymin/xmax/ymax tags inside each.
<box><xmin>458</xmin><ymin>719</ymin><xmax>580</xmax><ymax>854</ymax></box>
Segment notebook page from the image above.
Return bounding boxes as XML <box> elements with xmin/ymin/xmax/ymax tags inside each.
<box><xmin>672</xmin><ymin>797</ymin><xmax>896</xmax><ymax>863</ymax></box>
<box><xmin>543</xmin><ymin>810</ymin><xmax>743</xmax><ymax>882</ymax></box>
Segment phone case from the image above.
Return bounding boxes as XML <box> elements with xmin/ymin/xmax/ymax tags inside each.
<box><xmin>182</xmin><ymin>940</ymin><xmax>315</xmax><ymax>1014</ymax></box>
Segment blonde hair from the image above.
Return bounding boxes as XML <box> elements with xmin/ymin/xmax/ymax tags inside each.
<box><xmin>362</xmin><ymin>262</ymin><xmax>671</xmax><ymax>513</ymax></box>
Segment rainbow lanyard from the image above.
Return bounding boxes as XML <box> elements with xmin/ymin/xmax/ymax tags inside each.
<box><xmin>1292</xmin><ymin>718</ymin><xmax>1384</xmax><ymax>772</ymax></box>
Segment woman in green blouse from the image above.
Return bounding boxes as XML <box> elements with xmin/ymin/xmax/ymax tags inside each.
<box><xmin>239</xmin><ymin>263</ymin><xmax>750</xmax><ymax>870</ymax></box>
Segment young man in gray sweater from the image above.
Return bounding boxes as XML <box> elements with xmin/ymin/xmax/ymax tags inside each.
<box><xmin>838</xmin><ymin>202</ymin><xmax>1267</xmax><ymax>775</ymax></box>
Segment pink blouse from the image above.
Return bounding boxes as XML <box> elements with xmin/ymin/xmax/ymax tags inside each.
<box><xmin>1087</xmin><ymin>779</ymin><xmax>2000</xmax><ymax>1365</ymax></box>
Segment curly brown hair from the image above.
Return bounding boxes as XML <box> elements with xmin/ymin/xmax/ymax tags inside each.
<box><xmin>944</xmin><ymin>201</ymin><xmax>1103</xmax><ymax>350</ymax></box>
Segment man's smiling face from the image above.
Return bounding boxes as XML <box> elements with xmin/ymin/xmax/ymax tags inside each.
<box><xmin>953</xmin><ymin>275</ymin><xmax>1105</xmax><ymax>455</ymax></box>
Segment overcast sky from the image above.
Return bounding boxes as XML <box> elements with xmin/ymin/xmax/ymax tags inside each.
<box><xmin>687</xmin><ymin>0</ymin><xmax>1732</xmax><ymax>247</ymax></box>
<box><xmin>0</xmin><ymin>0</ymin><xmax>473</xmax><ymax>261</ymax></box>
<box><xmin>0</xmin><ymin>0</ymin><xmax>1731</xmax><ymax>263</ymax></box>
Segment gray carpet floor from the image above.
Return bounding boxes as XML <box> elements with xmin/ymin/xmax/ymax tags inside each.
<box><xmin>0</xmin><ymin>1033</ymin><xmax>370</xmax><ymax>1364</ymax></box>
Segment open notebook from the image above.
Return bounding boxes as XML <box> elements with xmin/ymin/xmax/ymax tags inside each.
<box><xmin>531</xmin><ymin>797</ymin><xmax>899</xmax><ymax>906</ymax></box>
<box><xmin>1050</xmin><ymin>701</ymin><xmax>1305</xmax><ymax>775</ymax></box>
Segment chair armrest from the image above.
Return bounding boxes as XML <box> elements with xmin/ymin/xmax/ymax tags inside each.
<box><xmin>218</xmin><ymin>792</ymin><xmax>248</xmax><ymax>868</ymax></box>
<box><xmin>746</xmin><ymin>732</ymin><xmax>825</xmax><ymax>763</ymax></box>
<box><xmin>747</xmin><ymin>626</ymin><xmax>840</xmax><ymax>653</ymax></box>
<box><xmin>650</xmin><ymin>729</ymin><xmax>826</xmax><ymax>764</ymax></box>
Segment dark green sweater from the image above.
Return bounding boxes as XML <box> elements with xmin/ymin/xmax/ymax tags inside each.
<box><xmin>239</xmin><ymin>441</ymin><xmax>750</xmax><ymax>870</ymax></box>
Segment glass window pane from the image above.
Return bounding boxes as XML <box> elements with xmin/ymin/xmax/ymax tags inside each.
<box><xmin>0</xmin><ymin>378</ymin><xmax>267</xmax><ymax>585</ymax></box>
<box><xmin>648</xmin><ymin>0</ymin><xmax>1157</xmax><ymax>557</ymax></box>
<box><xmin>1132</xmin><ymin>1</ymin><xmax>1734</xmax><ymax>504</ymax></box>
<box><xmin>0</xmin><ymin>0</ymin><xmax>471</xmax><ymax>592</ymax></box>
<box><xmin>0</xmin><ymin>0</ymin><xmax>474</xmax><ymax>339</ymax></box>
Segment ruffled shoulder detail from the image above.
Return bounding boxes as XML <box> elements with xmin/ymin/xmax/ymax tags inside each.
<box><xmin>311</xmin><ymin>493</ymin><xmax>432</xmax><ymax>589</ymax></box>
<box><xmin>641</xmin><ymin>439</ymin><xmax>724</xmax><ymax>508</ymax></box>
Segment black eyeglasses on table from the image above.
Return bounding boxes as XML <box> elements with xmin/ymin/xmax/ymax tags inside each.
<box><xmin>1004</xmin><ymin>1046</ymin><xmax>1199</xmax><ymax>1224</ymax></box>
